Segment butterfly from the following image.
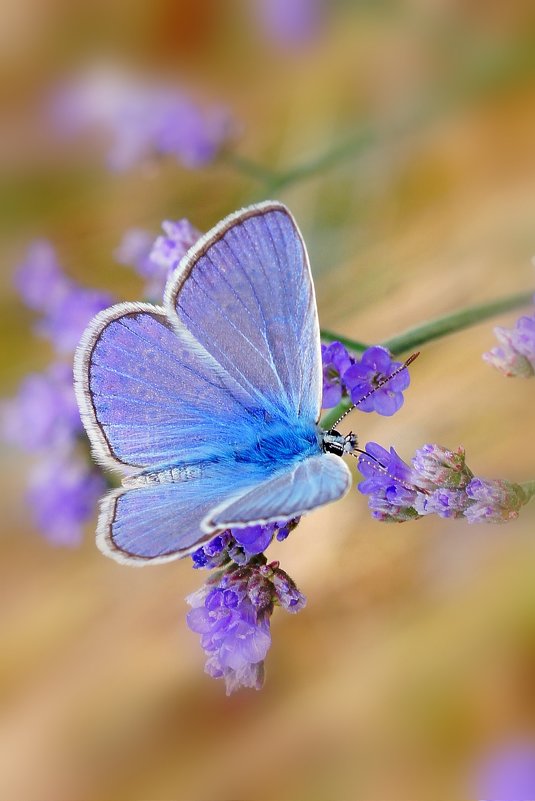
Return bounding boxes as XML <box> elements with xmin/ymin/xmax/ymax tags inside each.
<box><xmin>74</xmin><ymin>201</ymin><xmax>354</xmax><ymax>565</ymax></box>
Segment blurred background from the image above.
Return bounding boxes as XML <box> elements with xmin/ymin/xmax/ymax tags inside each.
<box><xmin>1</xmin><ymin>0</ymin><xmax>534</xmax><ymax>798</ymax></box>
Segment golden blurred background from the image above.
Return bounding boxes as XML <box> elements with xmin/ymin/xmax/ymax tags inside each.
<box><xmin>1</xmin><ymin>1</ymin><xmax>534</xmax><ymax>798</ymax></box>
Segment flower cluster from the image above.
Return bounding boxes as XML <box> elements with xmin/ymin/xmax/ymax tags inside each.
<box><xmin>358</xmin><ymin>442</ymin><xmax>530</xmax><ymax>524</ymax></box>
<box><xmin>255</xmin><ymin>0</ymin><xmax>324</xmax><ymax>47</ymax></box>
<box><xmin>115</xmin><ymin>219</ymin><xmax>201</xmax><ymax>301</ymax></box>
<box><xmin>51</xmin><ymin>66</ymin><xmax>233</xmax><ymax>172</ymax></box>
<box><xmin>483</xmin><ymin>313</ymin><xmax>535</xmax><ymax>377</ymax></box>
<box><xmin>471</xmin><ymin>739</ymin><xmax>535</xmax><ymax>801</ymax></box>
<box><xmin>1</xmin><ymin>242</ymin><xmax>110</xmax><ymax>544</ymax></box>
<box><xmin>187</xmin><ymin>522</ymin><xmax>304</xmax><ymax>694</ymax></box>
<box><xmin>321</xmin><ymin>341</ymin><xmax>410</xmax><ymax>415</ymax></box>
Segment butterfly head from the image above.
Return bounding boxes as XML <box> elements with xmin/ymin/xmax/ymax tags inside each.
<box><xmin>321</xmin><ymin>429</ymin><xmax>358</xmax><ymax>457</ymax></box>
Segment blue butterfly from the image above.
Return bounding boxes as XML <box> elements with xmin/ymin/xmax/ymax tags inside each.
<box><xmin>74</xmin><ymin>202</ymin><xmax>352</xmax><ymax>565</ymax></box>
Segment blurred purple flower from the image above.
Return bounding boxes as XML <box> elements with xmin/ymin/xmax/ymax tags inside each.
<box><xmin>186</xmin><ymin>558</ymin><xmax>305</xmax><ymax>694</ymax></box>
<box><xmin>28</xmin><ymin>452</ymin><xmax>106</xmax><ymax>547</ymax></box>
<box><xmin>255</xmin><ymin>0</ymin><xmax>324</xmax><ymax>47</ymax></box>
<box><xmin>472</xmin><ymin>739</ymin><xmax>535</xmax><ymax>801</ymax></box>
<box><xmin>15</xmin><ymin>240</ymin><xmax>113</xmax><ymax>354</ymax></box>
<box><xmin>321</xmin><ymin>341</ymin><xmax>353</xmax><ymax>408</ymax></box>
<box><xmin>51</xmin><ymin>67</ymin><xmax>233</xmax><ymax>172</ymax></box>
<box><xmin>14</xmin><ymin>240</ymin><xmax>67</xmax><ymax>313</ymax></box>
<box><xmin>483</xmin><ymin>315</ymin><xmax>535</xmax><ymax>377</ymax></box>
<box><xmin>1</xmin><ymin>363</ymin><xmax>81</xmax><ymax>452</ymax></box>
<box><xmin>114</xmin><ymin>228</ymin><xmax>155</xmax><ymax>277</ymax></box>
<box><xmin>116</xmin><ymin>219</ymin><xmax>201</xmax><ymax>300</ymax></box>
<box><xmin>150</xmin><ymin>219</ymin><xmax>201</xmax><ymax>273</ymax></box>
<box><xmin>344</xmin><ymin>346</ymin><xmax>410</xmax><ymax>416</ymax></box>
<box><xmin>37</xmin><ymin>284</ymin><xmax>113</xmax><ymax>354</ymax></box>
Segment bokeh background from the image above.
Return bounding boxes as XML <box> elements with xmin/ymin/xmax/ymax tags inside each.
<box><xmin>1</xmin><ymin>1</ymin><xmax>535</xmax><ymax>799</ymax></box>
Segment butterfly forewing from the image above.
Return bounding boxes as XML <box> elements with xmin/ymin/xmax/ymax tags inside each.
<box><xmin>165</xmin><ymin>202</ymin><xmax>322</xmax><ymax>422</ymax></box>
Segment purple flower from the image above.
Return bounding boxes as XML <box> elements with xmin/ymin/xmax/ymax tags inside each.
<box><xmin>343</xmin><ymin>346</ymin><xmax>410</xmax><ymax>416</ymax></box>
<box><xmin>1</xmin><ymin>363</ymin><xmax>81</xmax><ymax>452</ymax></box>
<box><xmin>464</xmin><ymin>478</ymin><xmax>527</xmax><ymax>523</ymax></box>
<box><xmin>14</xmin><ymin>240</ymin><xmax>67</xmax><ymax>313</ymax></box>
<box><xmin>27</xmin><ymin>452</ymin><xmax>106</xmax><ymax>546</ymax></box>
<box><xmin>15</xmin><ymin>240</ymin><xmax>113</xmax><ymax>354</ymax></box>
<box><xmin>191</xmin><ymin>533</ymin><xmax>233</xmax><ymax>570</ymax></box>
<box><xmin>483</xmin><ymin>315</ymin><xmax>535</xmax><ymax>377</ymax></box>
<box><xmin>37</xmin><ymin>283</ymin><xmax>113</xmax><ymax>354</ymax></box>
<box><xmin>358</xmin><ymin>441</ymin><xmax>531</xmax><ymax>526</ymax></box>
<box><xmin>149</xmin><ymin>219</ymin><xmax>201</xmax><ymax>273</ymax></box>
<box><xmin>191</xmin><ymin>519</ymin><xmax>301</xmax><ymax>569</ymax></box>
<box><xmin>116</xmin><ymin>219</ymin><xmax>201</xmax><ymax>300</ymax></box>
<box><xmin>321</xmin><ymin>341</ymin><xmax>353</xmax><ymax>408</ymax></box>
<box><xmin>51</xmin><ymin>67</ymin><xmax>233</xmax><ymax>172</ymax></box>
<box><xmin>413</xmin><ymin>487</ymin><xmax>469</xmax><ymax>518</ymax></box>
<box><xmin>231</xmin><ymin>523</ymin><xmax>278</xmax><ymax>555</ymax></box>
<box><xmin>114</xmin><ymin>228</ymin><xmax>155</xmax><ymax>277</ymax></box>
<box><xmin>255</xmin><ymin>0</ymin><xmax>324</xmax><ymax>47</ymax></box>
<box><xmin>186</xmin><ymin>558</ymin><xmax>305</xmax><ymax>694</ymax></box>
<box><xmin>411</xmin><ymin>443</ymin><xmax>473</xmax><ymax>490</ymax></box>
<box><xmin>357</xmin><ymin>442</ymin><xmax>420</xmax><ymax>522</ymax></box>
<box><xmin>472</xmin><ymin>740</ymin><xmax>535</xmax><ymax>801</ymax></box>
<box><xmin>155</xmin><ymin>101</ymin><xmax>232</xmax><ymax>169</ymax></box>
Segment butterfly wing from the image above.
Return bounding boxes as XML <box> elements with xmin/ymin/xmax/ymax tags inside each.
<box><xmin>98</xmin><ymin>455</ymin><xmax>351</xmax><ymax>565</ymax></box>
<box><xmin>206</xmin><ymin>454</ymin><xmax>351</xmax><ymax>529</ymax></box>
<box><xmin>165</xmin><ymin>201</ymin><xmax>322</xmax><ymax>422</ymax></box>
<box><xmin>76</xmin><ymin>202</ymin><xmax>342</xmax><ymax>564</ymax></box>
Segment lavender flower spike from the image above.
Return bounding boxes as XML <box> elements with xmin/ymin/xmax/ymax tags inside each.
<box><xmin>358</xmin><ymin>441</ymin><xmax>532</xmax><ymax>526</ymax></box>
<box><xmin>186</xmin><ymin>558</ymin><xmax>305</xmax><ymax>694</ymax></box>
<box><xmin>464</xmin><ymin>478</ymin><xmax>527</xmax><ymax>523</ymax></box>
<box><xmin>483</xmin><ymin>315</ymin><xmax>535</xmax><ymax>377</ymax></box>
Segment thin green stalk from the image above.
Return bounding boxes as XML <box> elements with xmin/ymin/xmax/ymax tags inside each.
<box><xmin>381</xmin><ymin>291</ymin><xmax>534</xmax><ymax>355</ymax></box>
<box><xmin>225</xmin><ymin>40</ymin><xmax>534</xmax><ymax>194</ymax></box>
<box><xmin>320</xmin><ymin>330</ymin><xmax>369</xmax><ymax>352</ymax></box>
<box><xmin>320</xmin><ymin>399</ymin><xmax>351</xmax><ymax>431</ymax></box>
<box><xmin>220</xmin><ymin>152</ymin><xmax>280</xmax><ymax>186</ymax></box>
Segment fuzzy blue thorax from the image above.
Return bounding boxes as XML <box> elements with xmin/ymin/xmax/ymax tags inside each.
<box><xmin>233</xmin><ymin>415</ymin><xmax>321</xmax><ymax>472</ymax></box>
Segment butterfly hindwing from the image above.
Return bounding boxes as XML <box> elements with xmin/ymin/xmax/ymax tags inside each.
<box><xmin>206</xmin><ymin>453</ymin><xmax>352</xmax><ymax>529</ymax></box>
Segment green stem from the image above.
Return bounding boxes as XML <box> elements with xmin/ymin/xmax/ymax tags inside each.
<box><xmin>320</xmin><ymin>398</ymin><xmax>351</xmax><ymax>431</ymax></box>
<box><xmin>220</xmin><ymin>151</ymin><xmax>280</xmax><ymax>186</ymax></box>
<box><xmin>225</xmin><ymin>40</ymin><xmax>534</xmax><ymax>193</ymax></box>
<box><xmin>320</xmin><ymin>329</ymin><xmax>369</xmax><ymax>352</ymax></box>
<box><xmin>521</xmin><ymin>481</ymin><xmax>535</xmax><ymax>504</ymax></box>
<box><xmin>381</xmin><ymin>290</ymin><xmax>534</xmax><ymax>356</ymax></box>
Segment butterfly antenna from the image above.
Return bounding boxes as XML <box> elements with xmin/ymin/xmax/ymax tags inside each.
<box><xmin>331</xmin><ymin>351</ymin><xmax>420</xmax><ymax>430</ymax></box>
<box><xmin>347</xmin><ymin>446</ymin><xmax>429</xmax><ymax>497</ymax></box>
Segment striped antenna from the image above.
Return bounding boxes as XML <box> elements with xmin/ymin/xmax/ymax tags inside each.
<box><xmin>331</xmin><ymin>351</ymin><xmax>420</xmax><ymax>430</ymax></box>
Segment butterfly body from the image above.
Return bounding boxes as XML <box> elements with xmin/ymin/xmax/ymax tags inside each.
<box><xmin>75</xmin><ymin>201</ymin><xmax>352</xmax><ymax>565</ymax></box>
